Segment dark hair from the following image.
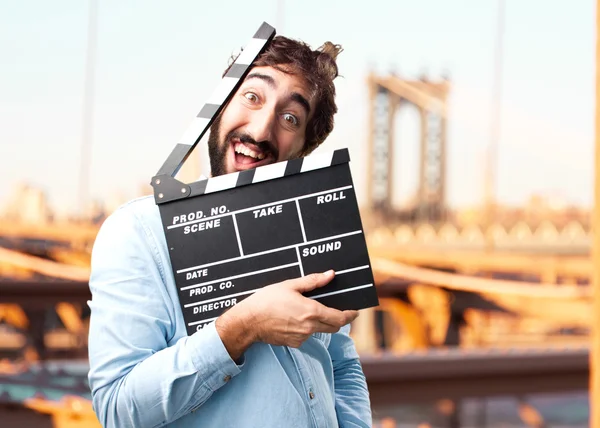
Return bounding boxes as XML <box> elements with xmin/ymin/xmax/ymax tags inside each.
<box><xmin>225</xmin><ymin>36</ymin><xmax>342</xmax><ymax>155</ymax></box>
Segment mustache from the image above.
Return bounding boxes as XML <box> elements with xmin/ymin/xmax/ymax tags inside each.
<box><xmin>226</xmin><ymin>131</ymin><xmax>278</xmax><ymax>159</ymax></box>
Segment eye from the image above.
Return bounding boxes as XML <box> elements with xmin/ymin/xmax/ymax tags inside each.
<box><xmin>282</xmin><ymin>113</ymin><xmax>299</xmax><ymax>126</ymax></box>
<box><xmin>244</xmin><ymin>92</ymin><xmax>258</xmax><ymax>103</ymax></box>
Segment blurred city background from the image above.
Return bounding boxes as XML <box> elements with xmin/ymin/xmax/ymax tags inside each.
<box><xmin>0</xmin><ymin>0</ymin><xmax>597</xmax><ymax>427</ymax></box>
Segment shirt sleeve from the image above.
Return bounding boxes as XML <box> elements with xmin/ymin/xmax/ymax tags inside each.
<box><xmin>328</xmin><ymin>323</ymin><xmax>372</xmax><ymax>428</ymax></box>
<box><xmin>87</xmin><ymin>205</ymin><xmax>243</xmax><ymax>428</ymax></box>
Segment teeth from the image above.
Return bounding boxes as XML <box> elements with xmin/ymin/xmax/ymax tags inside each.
<box><xmin>234</xmin><ymin>143</ymin><xmax>266</xmax><ymax>160</ymax></box>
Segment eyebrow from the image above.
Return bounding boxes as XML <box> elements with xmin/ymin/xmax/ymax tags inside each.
<box><xmin>290</xmin><ymin>92</ymin><xmax>311</xmax><ymax>118</ymax></box>
<box><xmin>245</xmin><ymin>72</ymin><xmax>311</xmax><ymax>117</ymax></box>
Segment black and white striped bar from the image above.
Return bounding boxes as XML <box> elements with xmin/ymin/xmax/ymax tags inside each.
<box><xmin>187</xmin><ymin>148</ymin><xmax>351</xmax><ymax>198</ymax></box>
<box><xmin>153</xmin><ymin>22</ymin><xmax>275</xmax><ymax>181</ymax></box>
<box><xmin>156</xmin><ymin>148</ymin><xmax>379</xmax><ymax>335</ymax></box>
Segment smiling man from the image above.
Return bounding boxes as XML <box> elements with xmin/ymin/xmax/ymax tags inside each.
<box><xmin>207</xmin><ymin>66</ymin><xmax>310</xmax><ymax>174</ymax></box>
<box><xmin>208</xmin><ymin>37</ymin><xmax>338</xmax><ymax>176</ymax></box>
<box><xmin>87</xmin><ymin>36</ymin><xmax>372</xmax><ymax>428</ymax></box>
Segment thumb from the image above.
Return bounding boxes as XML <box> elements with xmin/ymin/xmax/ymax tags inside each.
<box><xmin>286</xmin><ymin>270</ymin><xmax>335</xmax><ymax>293</ymax></box>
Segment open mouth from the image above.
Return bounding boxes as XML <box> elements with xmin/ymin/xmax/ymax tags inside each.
<box><xmin>230</xmin><ymin>140</ymin><xmax>274</xmax><ymax>171</ymax></box>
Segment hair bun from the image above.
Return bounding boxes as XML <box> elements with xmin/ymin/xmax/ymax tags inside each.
<box><xmin>319</xmin><ymin>42</ymin><xmax>343</xmax><ymax>61</ymax></box>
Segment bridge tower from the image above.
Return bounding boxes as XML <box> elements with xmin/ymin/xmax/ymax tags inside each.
<box><xmin>366</xmin><ymin>72</ymin><xmax>450</xmax><ymax>222</ymax></box>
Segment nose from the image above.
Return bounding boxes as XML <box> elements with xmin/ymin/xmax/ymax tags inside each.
<box><xmin>245</xmin><ymin>108</ymin><xmax>276</xmax><ymax>147</ymax></box>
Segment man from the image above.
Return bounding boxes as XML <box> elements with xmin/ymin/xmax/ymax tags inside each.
<box><xmin>88</xmin><ymin>34</ymin><xmax>372</xmax><ymax>428</ymax></box>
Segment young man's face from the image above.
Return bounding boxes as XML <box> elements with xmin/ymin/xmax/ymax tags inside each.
<box><xmin>208</xmin><ymin>65</ymin><xmax>315</xmax><ymax>176</ymax></box>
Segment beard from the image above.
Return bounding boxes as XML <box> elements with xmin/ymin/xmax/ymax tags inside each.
<box><xmin>207</xmin><ymin>114</ymin><xmax>279</xmax><ymax>177</ymax></box>
<box><xmin>207</xmin><ymin>115</ymin><xmax>228</xmax><ymax>177</ymax></box>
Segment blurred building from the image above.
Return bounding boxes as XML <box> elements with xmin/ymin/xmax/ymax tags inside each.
<box><xmin>2</xmin><ymin>183</ymin><xmax>53</xmax><ymax>224</ymax></box>
<box><xmin>83</xmin><ymin>191</ymin><xmax>128</xmax><ymax>224</ymax></box>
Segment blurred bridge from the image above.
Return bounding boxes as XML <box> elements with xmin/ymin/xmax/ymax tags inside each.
<box><xmin>0</xmin><ymin>218</ymin><xmax>593</xmax><ymax>428</ymax></box>
<box><xmin>0</xmin><ymin>218</ymin><xmax>593</xmax><ymax>356</ymax></box>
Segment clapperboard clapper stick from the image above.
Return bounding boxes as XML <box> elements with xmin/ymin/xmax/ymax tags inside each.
<box><xmin>151</xmin><ymin>22</ymin><xmax>379</xmax><ymax>335</ymax></box>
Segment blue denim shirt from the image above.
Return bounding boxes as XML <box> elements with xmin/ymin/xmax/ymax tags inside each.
<box><xmin>87</xmin><ymin>195</ymin><xmax>372</xmax><ymax>427</ymax></box>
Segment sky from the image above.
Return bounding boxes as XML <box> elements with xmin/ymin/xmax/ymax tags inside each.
<box><xmin>0</xmin><ymin>0</ymin><xmax>595</xmax><ymax>215</ymax></box>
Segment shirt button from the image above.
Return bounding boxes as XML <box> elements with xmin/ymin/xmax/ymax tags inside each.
<box><xmin>223</xmin><ymin>375</ymin><xmax>231</xmax><ymax>382</ymax></box>
<box><xmin>309</xmin><ymin>391</ymin><xmax>315</xmax><ymax>400</ymax></box>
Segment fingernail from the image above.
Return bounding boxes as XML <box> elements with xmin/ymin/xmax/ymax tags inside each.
<box><xmin>324</xmin><ymin>269</ymin><xmax>335</xmax><ymax>276</ymax></box>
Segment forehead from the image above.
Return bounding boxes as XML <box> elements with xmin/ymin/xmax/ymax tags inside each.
<box><xmin>242</xmin><ymin>66</ymin><xmax>314</xmax><ymax>99</ymax></box>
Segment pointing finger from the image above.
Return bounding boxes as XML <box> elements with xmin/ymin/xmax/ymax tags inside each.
<box><xmin>285</xmin><ymin>270</ymin><xmax>335</xmax><ymax>293</ymax></box>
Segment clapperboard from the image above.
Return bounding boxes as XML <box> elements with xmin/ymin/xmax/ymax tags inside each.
<box><xmin>151</xmin><ymin>22</ymin><xmax>379</xmax><ymax>335</ymax></box>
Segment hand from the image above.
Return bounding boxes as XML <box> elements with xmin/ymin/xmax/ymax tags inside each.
<box><xmin>245</xmin><ymin>270</ymin><xmax>359</xmax><ymax>347</ymax></box>
<box><xmin>215</xmin><ymin>271</ymin><xmax>359</xmax><ymax>359</ymax></box>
